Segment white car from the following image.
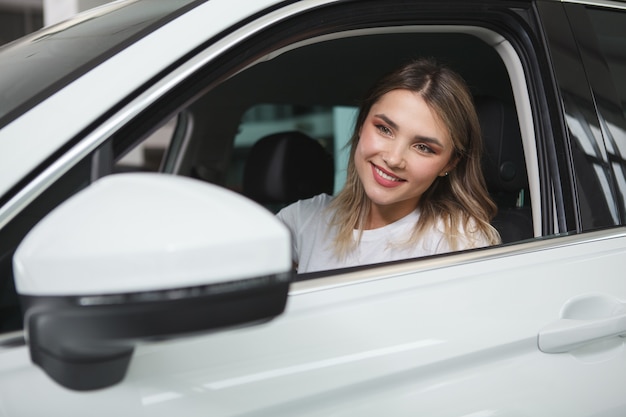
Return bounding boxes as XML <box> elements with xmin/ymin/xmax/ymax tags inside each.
<box><xmin>1</xmin><ymin>0</ymin><xmax>626</xmax><ymax>415</ymax></box>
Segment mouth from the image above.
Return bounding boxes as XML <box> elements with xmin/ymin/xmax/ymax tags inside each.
<box><xmin>371</xmin><ymin>163</ymin><xmax>405</xmax><ymax>186</ymax></box>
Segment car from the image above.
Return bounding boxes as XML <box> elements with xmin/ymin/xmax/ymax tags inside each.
<box><xmin>0</xmin><ymin>0</ymin><xmax>625</xmax><ymax>414</ymax></box>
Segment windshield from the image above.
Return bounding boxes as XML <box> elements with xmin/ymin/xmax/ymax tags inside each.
<box><xmin>0</xmin><ymin>0</ymin><xmax>204</xmax><ymax>129</ymax></box>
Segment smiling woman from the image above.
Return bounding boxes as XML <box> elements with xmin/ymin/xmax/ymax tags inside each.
<box><xmin>277</xmin><ymin>58</ymin><xmax>501</xmax><ymax>273</ymax></box>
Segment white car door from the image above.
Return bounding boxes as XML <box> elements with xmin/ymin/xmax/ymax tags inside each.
<box><xmin>1</xmin><ymin>228</ymin><xmax>626</xmax><ymax>416</ymax></box>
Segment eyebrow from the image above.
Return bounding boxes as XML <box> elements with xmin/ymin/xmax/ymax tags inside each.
<box><xmin>374</xmin><ymin>113</ymin><xmax>445</xmax><ymax>148</ymax></box>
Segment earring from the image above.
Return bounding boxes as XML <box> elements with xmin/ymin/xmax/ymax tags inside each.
<box><xmin>444</xmin><ymin>172</ymin><xmax>449</xmax><ymax>176</ymax></box>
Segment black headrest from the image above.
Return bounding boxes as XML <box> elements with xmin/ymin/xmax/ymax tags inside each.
<box><xmin>243</xmin><ymin>131</ymin><xmax>334</xmax><ymax>204</ymax></box>
<box><xmin>475</xmin><ymin>96</ymin><xmax>528</xmax><ymax>193</ymax></box>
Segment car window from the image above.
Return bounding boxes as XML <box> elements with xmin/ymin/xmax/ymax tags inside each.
<box><xmin>585</xmin><ymin>6</ymin><xmax>626</xmax><ymax>225</ymax></box>
<box><xmin>115</xmin><ymin>114</ymin><xmax>182</xmax><ymax>173</ymax></box>
<box><xmin>199</xmin><ymin>30</ymin><xmax>535</xmax><ymax>244</ymax></box>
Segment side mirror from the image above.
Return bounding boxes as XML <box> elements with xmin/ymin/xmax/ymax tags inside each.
<box><xmin>13</xmin><ymin>173</ymin><xmax>291</xmax><ymax>391</ymax></box>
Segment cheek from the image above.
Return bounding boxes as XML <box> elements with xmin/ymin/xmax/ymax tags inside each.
<box><xmin>353</xmin><ymin>138</ymin><xmax>373</xmax><ymax>177</ymax></box>
<box><xmin>355</xmin><ymin>128</ymin><xmax>377</xmax><ymax>156</ymax></box>
<box><xmin>402</xmin><ymin>153</ymin><xmax>439</xmax><ymax>175</ymax></box>
<box><xmin>353</xmin><ymin>141</ymin><xmax>367</xmax><ymax>171</ymax></box>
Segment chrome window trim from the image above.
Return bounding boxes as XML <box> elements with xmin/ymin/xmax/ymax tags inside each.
<box><xmin>562</xmin><ymin>0</ymin><xmax>626</xmax><ymax>9</ymax></box>
<box><xmin>290</xmin><ymin>226</ymin><xmax>626</xmax><ymax>295</ymax></box>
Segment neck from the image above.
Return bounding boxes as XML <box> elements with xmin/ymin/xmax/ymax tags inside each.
<box><xmin>365</xmin><ymin>201</ymin><xmax>417</xmax><ymax>230</ymax></box>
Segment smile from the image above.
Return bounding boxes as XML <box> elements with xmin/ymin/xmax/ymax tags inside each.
<box><xmin>375</xmin><ymin>166</ymin><xmax>402</xmax><ymax>181</ymax></box>
<box><xmin>371</xmin><ymin>163</ymin><xmax>405</xmax><ymax>187</ymax></box>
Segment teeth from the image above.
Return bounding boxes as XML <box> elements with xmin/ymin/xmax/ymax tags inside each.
<box><xmin>375</xmin><ymin>166</ymin><xmax>401</xmax><ymax>181</ymax></box>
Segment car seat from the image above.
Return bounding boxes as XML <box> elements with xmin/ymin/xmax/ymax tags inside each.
<box><xmin>242</xmin><ymin>131</ymin><xmax>334</xmax><ymax>212</ymax></box>
<box><xmin>475</xmin><ymin>96</ymin><xmax>534</xmax><ymax>243</ymax></box>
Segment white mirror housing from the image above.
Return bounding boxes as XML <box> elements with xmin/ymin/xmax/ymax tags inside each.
<box><xmin>13</xmin><ymin>173</ymin><xmax>292</xmax><ymax>391</ymax></box>
<box><xmin>15</xmin><ymin>173</ymin><xmax>291</xmax><ymax>295</ymax></box>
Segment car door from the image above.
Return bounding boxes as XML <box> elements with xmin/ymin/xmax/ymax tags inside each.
<box><xmin>3</xmin><ymin>233</ymin><xmax>626</xmax><ymax>416</ymax></box>
<box><xmin>1</xmin><ymin>1</ymin><xmax>626</xmax><ymax>416</ymax></box>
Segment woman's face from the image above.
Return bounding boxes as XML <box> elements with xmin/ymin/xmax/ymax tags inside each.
<box><xmin>355</xmin><ymin>89</ymin><xmax>457</xmax><ymax>226</ymax></box>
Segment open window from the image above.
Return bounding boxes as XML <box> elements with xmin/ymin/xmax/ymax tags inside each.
<box><xmin>182</xmin><ymin>28</ymin><xmax>538</xmax><ymax>244</ymax></box>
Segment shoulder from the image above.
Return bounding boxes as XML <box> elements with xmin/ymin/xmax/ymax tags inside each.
<box><xmin>276</xmin><ymin>193</ymin><xmax>333</xmax><ymax>225</ymax></box>
<box><xmin>428</xmin><ymin>215</ymin><xmax>494</xmax><ymax>252</ymax></box>
<box><xmin>278</xmin><ymin>193</ymin><xmax>333</xmax><ymax>215</ymax></box>
<box><xmin>459</xmin><ymin>217</ymin><xmax>497</xmax><ymax>247</ymax></box>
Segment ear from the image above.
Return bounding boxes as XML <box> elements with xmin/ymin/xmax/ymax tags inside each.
<box><xmin>439</xmin><ymin>156</ymin><xmax>459</xmax><ymax>177</ymax></box>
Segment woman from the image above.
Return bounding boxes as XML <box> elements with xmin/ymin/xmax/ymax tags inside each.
<box><xmin>277</xmin><ymin>58</ymin><xmax>500</xmax><ymax>273</ymax></box>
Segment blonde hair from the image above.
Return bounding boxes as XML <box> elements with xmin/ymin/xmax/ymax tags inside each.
<box><xmin>329</xmin><ymin>58</ymin><xmax>500</xmax><ymax>258</ymax></box>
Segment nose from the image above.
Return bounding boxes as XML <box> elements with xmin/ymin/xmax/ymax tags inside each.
<box><xmin>382</xmin><ymin>141</ymin><xmax>406</xmax><ymax>169</ymax></box>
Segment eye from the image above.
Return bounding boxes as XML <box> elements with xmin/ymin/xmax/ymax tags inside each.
<box><xmin>415</xmin><ymin>143</ymin><xmax>435</xmax><ymax>154</ymax></box>
<box><xmin>376</xmin><ymin>124</ymin><xmax>393</xmax><ymax>136</ymax></box>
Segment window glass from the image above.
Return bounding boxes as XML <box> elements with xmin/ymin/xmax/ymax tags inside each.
<box><xmin>0</xmin><ymin>0</ymin><xmax>201</xmax><ymax>128</ymax></box>
<box><xmin>586</xmin><ymin>7</ymin><xmax>626</xmax><ymax>225</ymax></box>
<box><xmin>115</xmin><ymin>116</ymin><xmax>179</xmax><ymax>173</ymax></box>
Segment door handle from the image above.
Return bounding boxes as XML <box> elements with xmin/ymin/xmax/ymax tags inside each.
<box><xmin>538</xmin><ymin>315</ymin><xmax>626</xmax><ymax>353</ymax></box>
<box><xmin>538</xmin><ymin>294</ymin><xmax>626</xmax><ymax>354</ymax></box>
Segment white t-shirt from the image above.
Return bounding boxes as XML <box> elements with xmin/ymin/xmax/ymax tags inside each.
<box><xmin>277</xmin><ymin>194</ymin><xmax>490</xmax><ymax>273</ymax></box>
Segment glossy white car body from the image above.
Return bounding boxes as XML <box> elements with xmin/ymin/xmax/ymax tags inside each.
<box><xmin>2</xmin><ymin>226</ymin><xmax>626</xmax><ymax>416</ymax></box>
<box><xmin>0</xmin><ymin>0</ymin><xmax>625</xmax><ymax>415</ymax></box>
